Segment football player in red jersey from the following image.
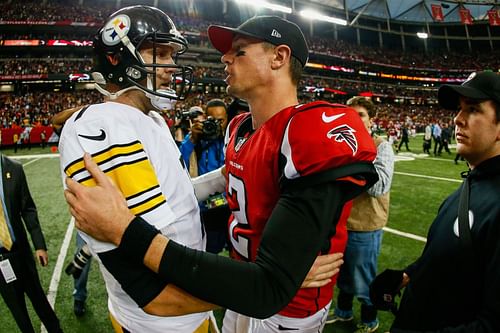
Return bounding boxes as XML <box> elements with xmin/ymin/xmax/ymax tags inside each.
<box><xmin>65</xmin><ymin>16</ymin><xmax>378</xmax><ymax>332</ymax></box>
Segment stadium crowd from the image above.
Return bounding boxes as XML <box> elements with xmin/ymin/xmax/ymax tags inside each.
<box><xmin>0</xmin><ymin>91</ymin><xmax>102</xmax><ymax>129</ymax></box>
<box><xmin>0</xmin><ymin>59</ymin><xmax>93</xmax><ymax>76</ymax></box>
<box><xmin>0</xmin><ymin>0</ymin><xmax>113</xmax><ymax>23</ymax></box>
<box><xmin>1</xmin><ymin>0</ymin><xmax>499</xmax><ymax>74</ymax></box>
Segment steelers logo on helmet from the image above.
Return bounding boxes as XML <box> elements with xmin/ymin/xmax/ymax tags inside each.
<box><xmin>102</xmin><ymin>14</ymin><xmax>131</xmax><ymax>46</ymax></box>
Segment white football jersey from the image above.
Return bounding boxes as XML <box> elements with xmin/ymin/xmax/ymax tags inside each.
<box><xmin>59</xmin><ymin>101</ymin><xmax>208</xmax><ymax>332</ymax></box>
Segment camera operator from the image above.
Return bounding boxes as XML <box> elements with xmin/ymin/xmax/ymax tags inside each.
<box><xmin>173</xmin><ymin>105</ymin><xmax>204</xmax><ymax>147</ymax></box>
<box><xmin>179</xmin><ymin>99</ymin><xmax>228</xmax><ymax>177</ymax></box>
<box><xmin>180</xmin><ymin>99</ymin><xmax>229</xmax><ymax>254</ymax></box>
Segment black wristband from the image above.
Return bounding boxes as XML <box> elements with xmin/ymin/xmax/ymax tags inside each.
<box><xmin>118</xmin><ymin>216</ymin><xmax>160</xmax><ymax>265</ymax></box>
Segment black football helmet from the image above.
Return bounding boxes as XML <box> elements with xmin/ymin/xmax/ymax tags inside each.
<box><xmin>93</xmin><ymin>5</ymin><xmax>193</xmax><ymax>101</ymax></box>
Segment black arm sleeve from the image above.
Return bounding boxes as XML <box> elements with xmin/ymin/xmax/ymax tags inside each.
<box><xmin>158</xmin><ymin>181</ymin><xmax>347</xmax><ymax>318</ymax></box>
<box><xmin>98</xmin><ymin>247</ymin><xmax>168</xmax><ymax>308</ymax></box>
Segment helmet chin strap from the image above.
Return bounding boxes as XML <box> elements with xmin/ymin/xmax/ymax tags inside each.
<box><xmin>92</xmin><ymin>72</ymin><xmax>177</xmax><ymax>111</ymax></box>
<box><xmin>145</xmin><ymin>91</ymin><xmax>177</xmax><ymax>111</ymax></box>
<box><xmin>145</xmin><ymin>77</ymin><xmax>177</xmax><ymax>111</ymax></box>
<box><xmin>92</xmin><ymin>72</ymin><xmax>141</xmax><ymax>100</ymax></box>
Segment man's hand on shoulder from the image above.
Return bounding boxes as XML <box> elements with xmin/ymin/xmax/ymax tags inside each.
<box><xmin>64</xmin><ymin>153</ymin><xmax>134</xmax><ymax>245</ymax></box>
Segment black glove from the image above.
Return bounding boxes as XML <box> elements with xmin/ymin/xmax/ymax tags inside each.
<box><xmin>369</xmin><ymin>268</ymin><xmax>404</xmax><ymax>314</ymax></box>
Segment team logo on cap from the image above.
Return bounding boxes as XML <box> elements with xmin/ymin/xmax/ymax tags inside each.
<box><xmin>102</xmin><ymin>14</ymin><xmax>131</xmax><ymax>46</ymax></box>
<box><xmin>464</xmin><ymin>72</ymin><xmax>477</xmax><ymax>84</ymax></box>
<box><xmin>271</xmin><ymin>29</ymin><xmax>282</xmax><ymax>38</ymax></box>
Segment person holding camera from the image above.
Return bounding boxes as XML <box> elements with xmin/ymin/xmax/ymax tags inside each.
<box><xmin>180</xmin><ymin>99</ymin><xmax>229</xmax><ymax>254</ymax></box>
<box><xmin>65</xmin><ymin>233</ymin><xmax>92</xmax><ymax>317</ymax></box>
<box><xmin>180</xmin><ymin>99</ymin><xmax>228</xmax><ymax>178</ymax></box>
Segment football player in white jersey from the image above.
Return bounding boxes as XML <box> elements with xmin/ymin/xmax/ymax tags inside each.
<box><xmin>58</xmin><ymin>5</ymin><xmax>218</xmax><ymax>333</ymax></box>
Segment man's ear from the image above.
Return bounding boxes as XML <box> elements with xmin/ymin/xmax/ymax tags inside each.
<box><xmin>271</xmin><ymin>45</ymin><xmax>291</xmax><ymax>70</ymax></box>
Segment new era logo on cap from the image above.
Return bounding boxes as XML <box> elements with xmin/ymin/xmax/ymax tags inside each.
<box><xmin>207</xmin><ymin>16</ymin><xmax>309</xmax><ymax>67</ymax></box>
<box><xmin>271</xmin><ymin>29</ymin><xmax>281</xmax><ymax>38</ymax></box>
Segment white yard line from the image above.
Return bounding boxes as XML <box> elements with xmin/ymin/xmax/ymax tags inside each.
<box><xmin>383</xmin><ymin>226</ymin><xmax>427</xmax><ymax>243</ymax></box>
<box><xmin>385</xmin><ymin>170</ymin><xmax>462</xmax><ymax>243</ymax></box>
<box><xmin>394</xmin><ymin>171</ymin><xmax>462</xmax><ymax>183</ymax></box>
<box><xmin>41</xmin><ymin>218</ymin><xmax>74</xmax><ymax>333</ymax></box>
<box><xmin>21</xmin><ymin>157</ymin><xmax>42</xmax><ymax>167</ymax></box>
<box><xmin>9</xmin><ymin>153</ymin><xmax>59</xmax><ymax>159</ymax></box>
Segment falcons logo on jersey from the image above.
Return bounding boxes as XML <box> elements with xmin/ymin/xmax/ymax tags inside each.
<box><xmin>327</xmin><ymin>124</ymin><xmax>358</xmax><ymax>155</ymax></box>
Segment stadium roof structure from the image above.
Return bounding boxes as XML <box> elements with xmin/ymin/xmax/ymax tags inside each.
<box><xmin>307</xmin><ymin>0</ymin><xmax>500</xmax><ymax>23</ymax></box>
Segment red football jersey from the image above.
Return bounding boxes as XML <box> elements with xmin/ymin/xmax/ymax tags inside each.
<box><xmin>225</xmin><ymin>101</ymin><xmax>376</xmax><ymax>318</ymax></box>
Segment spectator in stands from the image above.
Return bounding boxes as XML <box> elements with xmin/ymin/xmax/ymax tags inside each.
<box><xmin>327</xmin><ymin>97</ymin><xmax>394</xmax><ymax>333</ymax></box>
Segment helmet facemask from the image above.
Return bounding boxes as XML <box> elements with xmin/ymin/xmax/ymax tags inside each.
<box><xmin>128</xmin><ymin>31</ymin><xmax>194</xmax><ymax>104</ymax></box>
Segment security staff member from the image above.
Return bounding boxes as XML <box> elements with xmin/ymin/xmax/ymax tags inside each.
<box><xmin>0</xmin><ymin>153</ymin><xmax>63</xmax><ymax>333</ymax></box>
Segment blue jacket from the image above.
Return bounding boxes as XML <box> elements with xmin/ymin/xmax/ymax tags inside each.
<box><xmin>179</xmin><ymin>133</ymin><xmax>225</xmax><ymax>175</ymax></box>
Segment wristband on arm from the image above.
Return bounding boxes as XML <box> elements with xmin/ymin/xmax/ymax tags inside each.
<box><xmin>118</xmin><ymin>216</ymin><xmax>160</xmax><ymax>264</ymax></box>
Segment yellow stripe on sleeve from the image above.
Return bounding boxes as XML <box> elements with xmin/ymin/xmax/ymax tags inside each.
<box><xmin>65</xmin><ymin>141</ymin><xmax>143</xmax><ymax>178</ymax></box>
<box><xmin>80</xmin><ymin>158</ymin><xmax>167</xmax><ymax>216</ymax></box>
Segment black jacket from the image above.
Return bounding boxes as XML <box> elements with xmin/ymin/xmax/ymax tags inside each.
<box><xmin>1</xmin><ymin>155</ymin><xmax>46</xmax><ymax>262</ymax></box>
<box><xmin>393</xmin><ymin>155</ymin><xmax>500</xmax><ymax>332</ymax></box>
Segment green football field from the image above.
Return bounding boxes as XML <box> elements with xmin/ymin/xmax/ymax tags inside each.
<box><xmin>0</xmin><ymin>137</ymin><xmax>467</xmax><ymax>333</ymax></box>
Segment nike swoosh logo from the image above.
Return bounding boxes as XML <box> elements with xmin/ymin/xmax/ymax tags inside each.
<box><xmin>78</xmin><ymin>129</ymin><xmax>106</xmax><ymax>141</ymax></box>
<box><xmin>278</xmin><ymin>324</ymin><xmax>299</xmax><ymax>331</ymax></box>
<box><xmin>322</xmin><ymin>112</ymin><xmax>345</xmax><ymax>123</ymax></box>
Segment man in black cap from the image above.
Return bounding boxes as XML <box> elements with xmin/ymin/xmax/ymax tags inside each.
<box><xmin>370</xmin><ymin>71</ymin><xmax>500</xmax><ymax>332</ymax></box>
<box><xmin>63</xmin><ymin>15</ymin><xmax>379</xmax><ymax>332</ymax></box>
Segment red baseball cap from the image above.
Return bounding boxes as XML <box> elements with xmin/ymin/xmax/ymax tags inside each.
<box><xmin>208</xmin><ymin>15</ymin><xmax>309</xmax><ymax>67</ymax></box>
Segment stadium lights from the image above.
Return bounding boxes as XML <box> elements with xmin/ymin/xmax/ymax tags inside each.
<box><xmin>417</xmin><ymin>32</ymin><xmax>428</xmax><ymax>39</ymax></box>
<box><xmin>234</xmin><ymin>0</ymin><xmax>292</xmax><ymax>14</ymax></box>
<box><xmin>299</xmin><ymin>9</ymin><xmax>348</xmax><ymax>26</ymax></box>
